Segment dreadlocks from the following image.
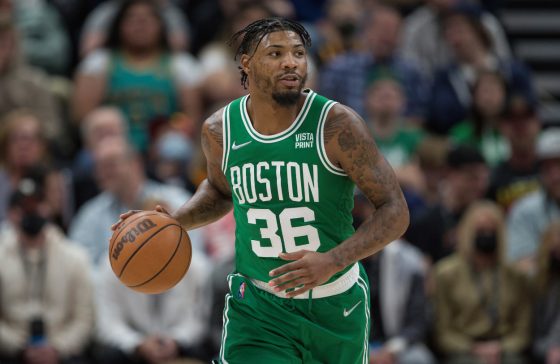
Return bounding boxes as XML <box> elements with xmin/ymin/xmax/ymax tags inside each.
<box><xmin>229</xmin><ymin>17</ymin><xmax>312</xmax><ymax>89</ymax></box>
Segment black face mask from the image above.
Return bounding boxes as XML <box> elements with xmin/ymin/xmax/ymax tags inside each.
<box><xmin>20</xmin><ymin>212</ymin><xmax>47</xmax><ymax>237</ymax></box>
<box><xmin>337</xmin><ymin>22</ymin><xmax>357</xmax><ymax>39</ymax></box>
<box><xmin>474</xmin><ymin>232</ymin><xmax>498</xmax><ymax>254</ymax></box>
<box><xmin>550</xmin><ymin>255</ymin><xmax>560</xmax><ymax>273</ymax></box>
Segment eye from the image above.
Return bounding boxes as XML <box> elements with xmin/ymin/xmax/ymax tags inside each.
<box><xmin>268</xmin><ymin>51</ymin><xmax>279</xmax><ymax>57</ymax></box>
<box><xmin>295</xmin><ymin>50</ymin><xmax>305</xmax><ymax>57</ymax></box>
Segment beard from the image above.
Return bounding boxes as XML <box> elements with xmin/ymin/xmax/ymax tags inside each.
<box><xmin>272</xmin><ymin>89</ymin><xmax>301</xmax><ymax>106</ymax></box>
<box><xmin>271</xmin><ymin>74</ymin><xmax>308</xmax><ymax>106</ymax></box>
<box><xmin>251</xmin><ymin>67</ymin><xmax>308</xmax><ymax>106</ymax></box>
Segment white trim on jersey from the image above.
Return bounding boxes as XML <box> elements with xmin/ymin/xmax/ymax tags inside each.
<box><xmin>221</xmin><ymin>104</ymin><xmax>231</xmax><ymax>173</ymax></box>
<box><xmin>240</xmin><ymin>90</ymin><xmax>316</xmax><ymax>143</ymax></box>
<box><xmin>316</xmin><ymin>100</ymin><xmax>347</xmax><ymax>176</ymax></box>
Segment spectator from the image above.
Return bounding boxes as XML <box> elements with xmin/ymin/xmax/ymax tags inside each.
<box><xmin>312</xmin><ymin>0</ymin><xmax>363</xmax><ymax>67</ymax></box>
<box><xmin>364</xmin><ymin>239</ymin><xmax>436</xmax><ymax>364</ymax></box>
<box><xmin>148</xmin><ymin>127</ymin><xmax>196</xmax><ymax>193</ymax></box>
<box><xmin>72</xmin><ymin>106</ymin><xmax>129</xmax><ymax>210</ymax></box>
<box><xmin>319</xmin><ymin>4</ymin><xmax>428</xmax><ymax>121</ymax></box>
<box><xmin>0</xmin><ymin>21</ymin><xmax>65</xmax><ymax>146</ymax></box>
<box><xmin>72</xmin><ymin>0</ymin><xmax>202</xmax><ymax>153</ymax></box>
<box><xmin>401</xmin><ymin>0</ymin><xmax>510</xmax><ymax>77</ymax></box>
<box><xmin>198</xmin><ymin>1</ymin><xmax>274</xmax><ymax>112</ymax></box>
<box><xmin>415</xmin><ymin>135</ymin><xmax>450</xmax><ymax>207</ymax></box>
<box><xmin>47</xmin><ymin>0</ymin><xmax>100</xmax><ymax>64</ymax></box>
<box><xmin>507</xmin><ymin>128</ymin><xmax>560</xmax><ymax>275</ymax></box>
<box><xmin>434</xmin><ymin>200</ymin><xmax>530</xmax><ymax>364</ymax></box>
<box><xmin>406</xmin><ymin>144</ymin><xmax>489</xmax><ymax>264</ymax></box>
<box><xmin>68</xmin><ymin>136</ymin><xmax>201</xmax><ymax>269</ymax></box>
<box><xmin>0</xmin><ymin>110</ymin><xmax>71</xmax><ymax>226</ymax></box>
<box><xmin>449</xmin><ymin>71</ymin><xmax>509</xmax><ymax>166</ymax></box>
<box><xmin>207</xmin><ymin>251</ymin><xmax>235</xmax><ymax>357</ymax></box>
<box><xmin>0</xmin><ymin>178</ymin><xmax>94</xmax><ymax>364</ymax></box>
<box><xmin>425</xmin><ymin>6</ymin><xmax>535</xmax><ymax>135</ymax></box>
<box><xmin>94</xmin><ymin>249</ymin><xmax>213</xmax><ymax>363</ymax></box>
<box><xmin>79</xmin><ymin>0</ymin><xmax>190</xmax><ymax>57</ymax></box>
<box><xmin>487</xmin><ymin>95</ymin><xmax>541</xmax><ymax>212</ymax></box>
<box><xmin>532</xmin><ymin>220</ymin><xmax>560</xmax><ymax>364</ymax></box>
<box><xmin>364</xmin><ymin>77</ymin><xmax>425</xmax><ymax>193</ymax></box>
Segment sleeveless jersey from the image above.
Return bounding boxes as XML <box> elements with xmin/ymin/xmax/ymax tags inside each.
<box><xmin>106</xmin><ymin>52</ymin><xmax>178</xmax><ymax>152</ymax></box>
<box><xmin>222</xmin><ymin>89</ymin><xmax>356</xmax><ymax>283</ymax></box>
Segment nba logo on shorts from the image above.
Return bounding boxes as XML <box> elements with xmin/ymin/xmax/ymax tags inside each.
<box><xmin>237</xmin><ymin>282</ymin><xmax>246</xmax><ymax>299</ymax></box>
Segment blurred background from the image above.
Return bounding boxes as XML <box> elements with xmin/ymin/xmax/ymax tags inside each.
<box><xmin>0</xmin><ymin>0</ymin><xmax>559</xmax><ymax>363</ymax></box>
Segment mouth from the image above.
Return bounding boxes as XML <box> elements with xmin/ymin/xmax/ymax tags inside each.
<box><xmin>278</xmin><ymin>74</ymin><xmax>301</xmax><ymax>87</ymax></box>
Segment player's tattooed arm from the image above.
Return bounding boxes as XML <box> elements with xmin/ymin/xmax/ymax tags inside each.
<box><xmin>325</xmin><ymin>104</ymin><xmax>409</xmax><ymax>269</ymax></box>
<box><xmin>268</xmin><ymin>104</ymin><xmax>409</xmax><ymax>297</ymax></box>
<box><xmin>173</xmin><ymin>109</ymin><xmax>233</xmax><ymax>230</ymax></box>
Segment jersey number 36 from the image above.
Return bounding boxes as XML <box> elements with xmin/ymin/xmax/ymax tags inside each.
<box><xmin>247</xmin><ymin>207</ymin><xmax>320</xmax><ymax>257</ymax></box>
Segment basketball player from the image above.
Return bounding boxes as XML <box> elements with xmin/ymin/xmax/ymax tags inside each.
<box><xmin>114</xmin><ymin>17</ymin><xmax>409</xmax><ymax>364</ymax></box>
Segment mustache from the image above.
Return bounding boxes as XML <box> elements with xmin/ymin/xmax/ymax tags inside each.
<box><xmin>278</xmin><ymin>72</ymin><xmax>301</xmax><ymax>80</ymax></box>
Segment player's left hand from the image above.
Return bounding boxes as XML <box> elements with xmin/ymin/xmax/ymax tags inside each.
<box><xmin>268</xmin><ymin>250</ymin><xmax>342</xmax><ymax>298</ymax></box>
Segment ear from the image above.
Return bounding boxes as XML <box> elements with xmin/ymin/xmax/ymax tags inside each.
<box><xmin>240</xmin><ymin>54</ymin><xmax>251</xmax><ymax>75</ymax></box>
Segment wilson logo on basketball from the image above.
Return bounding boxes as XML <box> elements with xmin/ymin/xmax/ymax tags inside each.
<box><xmin>112</xmin><ymin>219</ymin><xmax>157</xmax><ymax>260</ymax></box>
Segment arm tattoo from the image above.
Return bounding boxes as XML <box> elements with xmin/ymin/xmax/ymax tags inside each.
<box><xmin>173</xmin><ymin>110</ymin><xmax>233</xmax><ymax>230</ymax></box>
<box><xmin>323</xmin><ymin>112</ymin><xmax>346</xmax><ymax>145</ymax></box>
<box><xmin>324</xmin><ymin>105</ymin><xmax>409</xmax><ymax>269</ymax></box>
<box><xmin>206</xmin><ymin>118</ymin><xmax>223</xmax><ymax>148</ymax></box>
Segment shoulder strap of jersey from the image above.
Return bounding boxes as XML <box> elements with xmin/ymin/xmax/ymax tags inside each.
<box><xmin>221</xmin><ymin>96</ymin><xmax>245</xmax><ymax>173</ymax></box>
<box><xmin>312</xmin><ymin>93</ymin><xmax>347</xmax><ymax>176</ymax></box>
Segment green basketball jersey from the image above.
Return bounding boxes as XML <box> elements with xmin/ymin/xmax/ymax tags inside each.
<box><xmin>222</xmin><ymin>89</ymin><xmax>356</xmax><ymax>283</ymax></box>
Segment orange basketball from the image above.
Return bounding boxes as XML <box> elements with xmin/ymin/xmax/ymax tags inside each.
<box><xmin>109</xmin><ymin>210</ymin><xmax>192</xmax><ymax>294</ymax></box>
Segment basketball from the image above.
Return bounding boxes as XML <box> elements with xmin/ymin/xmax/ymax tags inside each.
<box><xmin>109</xmin><ymin>210</ymin><xmax>192</xmax><ymax>294</ymax></box>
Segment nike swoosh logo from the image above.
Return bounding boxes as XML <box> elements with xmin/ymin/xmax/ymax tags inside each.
<box><xmin>232</xmin><ymin>141</ymin><xmax>252</xmax><ymax>150</ymax></box>
<box><xmin>343</xmin><ymin>300</ymin><xmax>362</xmax><ymax>317</ymax></box>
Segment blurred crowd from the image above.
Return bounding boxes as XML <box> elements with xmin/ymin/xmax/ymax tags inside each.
<box><xmin>0</xmin><ymin>0</ymin><xmax>559</xmax><ymax>363</ymax></box>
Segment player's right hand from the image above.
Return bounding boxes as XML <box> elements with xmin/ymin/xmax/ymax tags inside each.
<box><xmin>111</xmin><ymin>205</ymin><xmax>170</xmax><ymax>231</ymax></box>
<box><xmin>111</xmin><ymin>210</ymin><xmax>142</xmax><ymax>231</ymax></box>
<box><xmin>154</xmin><ymin>204</ymin><xmax>171</xmax><ymax>216</ymax></box>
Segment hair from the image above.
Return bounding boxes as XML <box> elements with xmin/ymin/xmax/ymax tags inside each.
<box><xmin>228</xmin><ymin>17</ymin><xmax>311</xmax><ymax>89</ymax></box>
<box><xmin>443</xmin><ymin>11</ymin><xmax>493</xmax><ymax>51</ymax></box>
<box><xmin>534</xmin><ymin>219</ymin><xmax>560</xmax><ymax>296</ymax></box>
<box><xmin>470</xmin><ymin>71</ymin><xmax>508</xmax><ymax>137</ymax></box>
<box><xmin>104</xmin><ymin>0</ymin><xmax>169</xmax><ymax>50</ymax></box>
<box><xmin>455</xmin><ymin>200</ymin><xmax>506</xmax><ymax>261</ymax></box>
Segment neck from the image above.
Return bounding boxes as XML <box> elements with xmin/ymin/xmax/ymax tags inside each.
<box><xmin>370</xmin><ymin>116</ymin><xmax>398</xmax><ymax>139</ymax></box>
<box><xmin>472</xmin><ymin>252</ymin><xmax>498</xmax><ymax>270</ymax></box>
<box><xmin>122</xmin><ymin>46</ymin><xmax>161</xmax><ymax>63</ymax></box>
<box><xmin>372</xmin><ymin>51</ymin><xmax>390</xmax><ymax>63</ymax></box>
<box><xmin>508</xmin><ymin>147</ymin><xmax>536</xmax><ymax>171</ymax></box>
<box><xmin>247</xmin><ymin>92</ymin><xmax>304</xmax><ymax>135</ymax></box>
<box><xmin>441</xmin><ymin>184</ymin><xmax>466</xmax><ymax>213</ymax></box>
<box><xmin>461</xmin><ymin>47</ymin><xmax>487</xmax><ymax>67</ymax></box>
<box><xmin>19</xmin><ymin>232</ymin><xmax>45</xmax><ymax>251</ymax></box>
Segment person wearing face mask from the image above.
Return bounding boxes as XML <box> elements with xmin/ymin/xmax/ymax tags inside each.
<box><xmin>532</xmin><ymin>220</ymin><xmax>560</xmax><ymax>364</ymax></box>
<box><xmin>0</xmin><ymin>178</ymin><xmax>94</xmax><ymax>364</ymax></box>
<box><xmin>434</xmin><ymin>200</ymin><xmax>530</xmax><ymax>364</ymax></box>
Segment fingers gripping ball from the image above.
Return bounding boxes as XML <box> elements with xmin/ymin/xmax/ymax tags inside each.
<box><xmin>109</xmin><ymin>211</ymin><xmax>192</xmax><ymax>294</ymax></box>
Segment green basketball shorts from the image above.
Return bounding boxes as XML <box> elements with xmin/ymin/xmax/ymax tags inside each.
<box><xmin>215</xmin><ymin>263</ymin><xmax>370</xmax><ymax>364</ymax></box>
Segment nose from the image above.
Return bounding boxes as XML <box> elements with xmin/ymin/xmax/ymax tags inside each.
<box><xmin>282</xmin><ymin>53</ymin><xmax>297</xmax><ymax>69</ymax></box>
